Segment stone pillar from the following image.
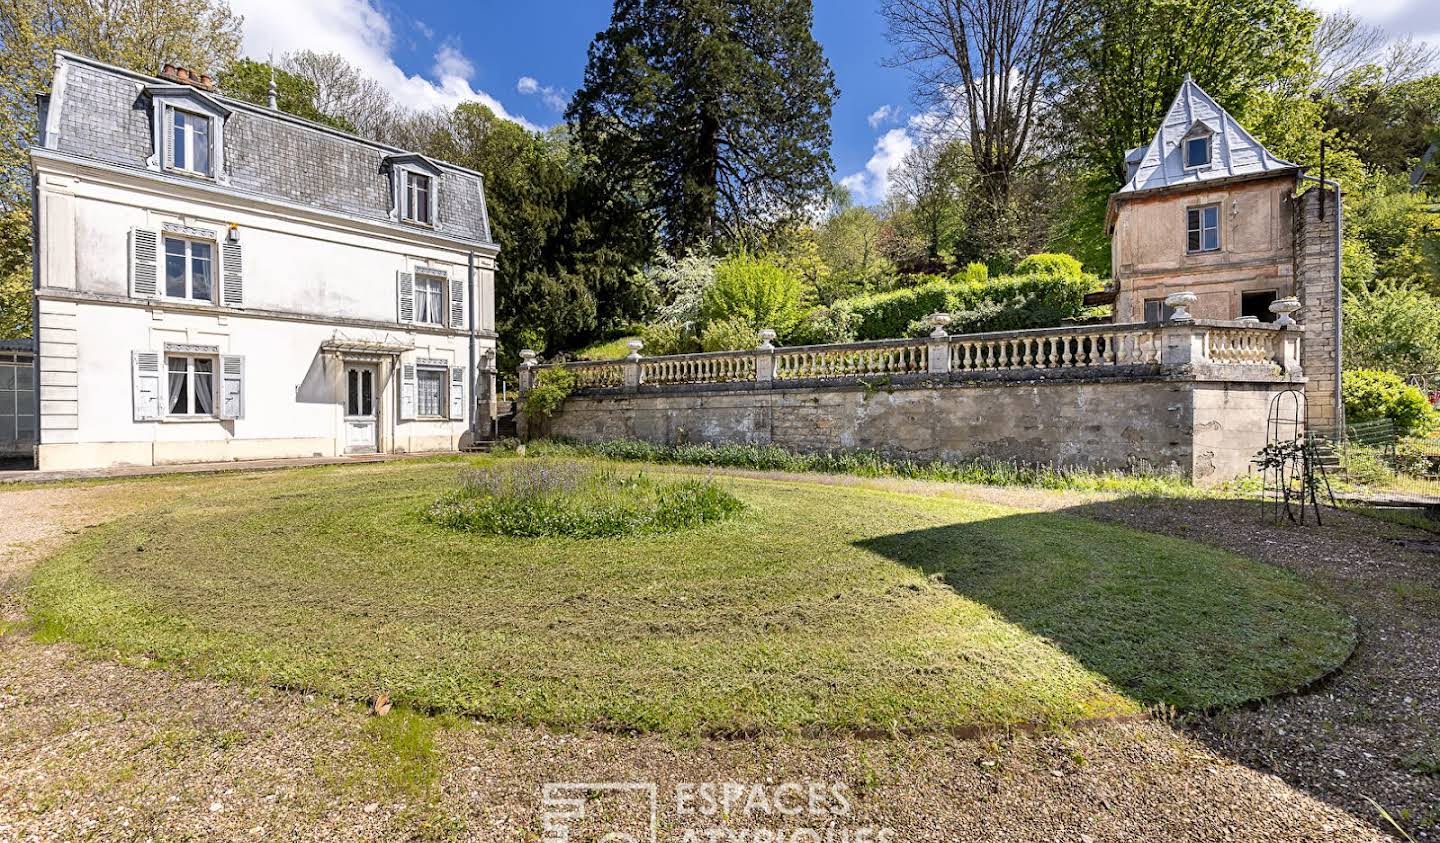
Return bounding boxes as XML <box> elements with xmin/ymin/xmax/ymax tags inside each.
<box><xmin>756</xmin><ymin>329</ymin><xmax>776</xmax><ymax>388</ymax></box>
<box><xmin>1160</xmin><ymin>322</ymin><xmax>1205</xmax><ymax>367</ymax></box>
<box><xmin>927</xmin><ymin>313</ymin><xmax>952</xmax><ymax>375</ymax></box>
<box><xmin>518</xmin><ymin>350</ymin><xmax>537</xmax><ymax>394</ymax></box>
<box><xmin>623</xmin><ymin>340</ymin><xmax>643</xmax><ymax>393</ymax></box>
<box><xmin>1295</xmin><ymin>187</ymin><xmax>1341</xmax><ymax>431</ymax></box>
<box><xmin>1276</xmin><ymin>327</ymin><xmax>1302</xmax><ymax>375</ymax></box>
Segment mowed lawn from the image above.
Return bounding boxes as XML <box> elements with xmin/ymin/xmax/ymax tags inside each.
<box><xmin>24</xmin><ymin>458</ymin><xmax>1355</xmax><ymax>735</ymax></box>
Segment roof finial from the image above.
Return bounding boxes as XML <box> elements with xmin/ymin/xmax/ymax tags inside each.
<box><xmin>267</xmin><ymin>52</ymin><xmax>278</xmax><ymax>110</ymax></box>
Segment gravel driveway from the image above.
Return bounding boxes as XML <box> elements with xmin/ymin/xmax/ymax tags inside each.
<box><xmin>0</xmin><ymin>471</ymin><xmax>1417</xmax><ymax>841</ymax></box>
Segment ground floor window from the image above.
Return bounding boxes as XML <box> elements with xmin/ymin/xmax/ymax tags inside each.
<box><xmin>417</xmin><ymin>366</ymin><xmax>445</xmax><ymax>417</ymax></box>
<box><xmin>167</xmin><ymin>355</ymin><xmax>215</xmax><ymax>416</ymax></box>
<box><xmin>1144</xmin><ymin>297</ymin><xmax>1177</xmax><ymax>322</ymax></box>
<box><xmin>1241</xmin><ymin>290</ymin><xmax>1278</xmax><ymax>322</ymax></box>
<box><xmin>0</xmin><ymin>355</ymin><xmax>35</xmax><ymax>444</ymax></box>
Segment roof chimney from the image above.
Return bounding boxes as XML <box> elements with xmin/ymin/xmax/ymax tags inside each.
<box><xmin>158</xmin><ymin>63</ymin><xmax>215</xmax><ymax>92</ymax></box>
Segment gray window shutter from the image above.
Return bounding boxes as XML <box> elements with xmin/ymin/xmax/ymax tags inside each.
<box><xmin>397</xmin><ymin>271</ymin><xmax>414</xmax><ymax>323</ymax></box>
<box><xmin>449</xmin><ymin>277</ymin><xmax>465</xmax><ymax>329</ymax></box>
<box><xmin>399</xmin><ymin>363</ymin><xmax>416</xmax><ymax>420</ymax></box>
<box><xmin>130</xmin><ymin>228</ymin><xmax>160</xmax><ymax>298</ymax></box>
<box><xmin>219</xmin><ymin>355</ymin><xmax>244</xmax><ymax>419</ymax></box>
<box><xmin>221</xmin><ymin>240</ymin><xmax>243</xmax><ymax>306</ymax></box>
<box><xmin>162</xmin><ymin>106</ymin><xmax>175</xmax><ymax>169</ymax></box>
<box><xmin>132</xmin><ymin>351</ymin><xmax>161</xmax><ymax>420</ymax></box>
<box><xmin>449</xmin><ymin>366</ymin><xmax>465</xmax><ymax>420</ymax></box>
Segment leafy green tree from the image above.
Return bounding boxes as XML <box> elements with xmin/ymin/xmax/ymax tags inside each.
<box><xmin>1327</xmin><ymin>70</ymin><xmax>1440</xmax><ymax>173</ymax></box>
<box><xmin>815</xmin><ymin>194</ymin><xmax>893</xmax><ymax>304</ymax></box>
<box><xmin>1345</xmin><ymin>170</ymin><xmax>1440</xmax><ymax>294</ymax></box>
<box><xmin>219</xmin><ymin>58</ymin><xmax>356</xmax><ymax>132</ymax></box>
<box><xmin>1342</xmin><ymin>281</ymin><xmax>1440</xmax><ymax>375</ymax></box>
<box><xmin>569</xmin><ymin>0</ymin><xmax>837</xmax><ymax>252</ymax></box>
<box><xmin>699</xmin><ymin>253</ymin><xmax>803</xmax><ymax>333</ymax></box>
<box><xmin>409</xmin><ymin>104</ymin><xmax>657</xmax><ymax>367</ymax></box>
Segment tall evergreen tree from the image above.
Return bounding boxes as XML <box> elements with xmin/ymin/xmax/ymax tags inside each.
<box><xmin>568</xmin><ymin>0</ymin><xmax>838</xmax><ymax>253</ymax></box>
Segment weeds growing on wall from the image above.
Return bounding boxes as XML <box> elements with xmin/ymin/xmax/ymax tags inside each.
<box><xmin>512</xmin><ymin>439</ymin><xmax>1200</xmax><ymax>495</ymax></box>
<box><xmin>426</xmin><ymin>460</ymin><xmax>745</xmax><ymax>538</ymax></box>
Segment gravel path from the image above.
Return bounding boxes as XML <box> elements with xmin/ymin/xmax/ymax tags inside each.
<box><xmin>0</xmin><ymin>472</ymin><xmax>1418</xmax><ymax>841</ymax></box>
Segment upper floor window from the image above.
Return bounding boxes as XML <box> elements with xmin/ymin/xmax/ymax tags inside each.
<box><xmin>164</xmin><ymin>236</ymin><xmax>214</xmax><ymax>301</ymax></box>
<box><xmin>404</xmin><ymin>172</ymin><xmax>433</xmax><ymax>224</ymax></box>
<box><xmin>1186</xmin><ymin>205</ymin><xmax>1220</xmax><ymax>253</ymax></box>
<box><xmin>414</xmin><ymin>274</ymin><xmax>446</xmax><ymax>324</ymax></box>
<box><xmin>169</xmin><ymin>107</ymin><xmax>212</xmax><ymax>176</ymax></box>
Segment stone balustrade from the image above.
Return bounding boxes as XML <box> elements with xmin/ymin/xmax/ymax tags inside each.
<box><xmin>520</xmin><ymin>319</ymin><xmax>1302</xmax><ymax>396</ymax></box>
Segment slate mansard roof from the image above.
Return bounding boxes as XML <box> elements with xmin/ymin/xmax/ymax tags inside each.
<box><xmin>1117</xmin><ymin>75</ymin><xmax>1299</xmax><ymax>197</ymax></box>
<box><xmin>35</xmin><ymin>51</ymin><xmax>494</xmax><ymax>248</ymax></box>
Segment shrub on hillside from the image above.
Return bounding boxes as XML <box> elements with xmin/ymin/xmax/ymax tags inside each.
<box><xmin>786</xmin><ymin>304</ymin><xmax>858</xmax><ymax>346</ymax></box>
<box><xmin>844</xmin><ymin>272</ymin><xmax>1098</xmax><ymax>340</ymax></box>
<box><xmin>1342</xmin><ymin>369</ymin><xmax>1437</xmax><ymax>436</ymax></box>
<box><xmin>1014</xmin><ymin>253</ymin><xmax>1084</xmax><ymax>278</ymax></box>
<box><xmin>700</xmin><ymin>317</ymin><xmax>761</xmax><ymax>352</ymax></box>
<box><xmin>639</xmin><ymin>321</ymin><xmax>701</xmax><ymax>356</ymax></box>
<box><xmin>699</xmin><ymin>254</ymin><xmax>803</xmax><ymax>334</ymax></box>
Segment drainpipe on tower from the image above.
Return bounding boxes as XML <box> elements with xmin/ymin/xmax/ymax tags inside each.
<box><xmin>467</xmin><ymin>250</ymin><xmax>478</xmax><ymax>441</ymax></box>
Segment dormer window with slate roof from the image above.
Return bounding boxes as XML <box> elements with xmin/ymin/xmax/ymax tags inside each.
<box><xmin>386</xmin><ymin>154</ymin><xmax>442</xmax><ymax>228</ymax></box>
<box><xmin>143</xmin><ymin>69</ymin><xmax>231</xmax><ymax>182</ymax></box>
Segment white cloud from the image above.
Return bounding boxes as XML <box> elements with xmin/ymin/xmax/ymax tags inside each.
<box><xmin>1302</xmin><ymin>0</ymin><xmax>1440</xmax><ymax>43</ymax></box>
<box><xmin>840</xmin><ymin>127</ymin><xmax>915</xmax><ymax>205</ymax></box>
<box><xmin>867</xmin><ymin>104</ymin><xmax>899</xmax><ymax>129</ymax></box>
<box><xmin>228</xmin><ymin>0</ymin><xmax>538</xmax><ymax>129</ymax></box>
<box><xmin>515</xmin><ymin>75</ymin><xmax>568</xmax><ymax>112</ymax></box>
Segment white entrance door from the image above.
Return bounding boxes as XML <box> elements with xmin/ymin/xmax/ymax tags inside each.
<box><xmin>343</xmin><ymin>364</ymin><xmax>379</xmax><ymax>454</ymax></box>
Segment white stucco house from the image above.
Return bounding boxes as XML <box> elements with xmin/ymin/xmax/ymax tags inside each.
<box><xmin>27</xmin><ymin>51</ymin><xmax>500</xmax><ymax>471</ymax></box>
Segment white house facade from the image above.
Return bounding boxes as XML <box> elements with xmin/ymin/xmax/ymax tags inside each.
<box><xmin>29</xmin><ymin>52</ymin><xmax>500</xmax><ymax>471</ymax></box>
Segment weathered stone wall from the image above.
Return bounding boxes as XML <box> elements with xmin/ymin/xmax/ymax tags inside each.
<box><xmin>1294</xmin><ymin>187</ymin><xmax>1341</xmax><ymax>430</ymax></box>
<box><xmin>536</xmin><ymin>376</ymin><xmax>1296</xmax><ymax>485</ymax></box>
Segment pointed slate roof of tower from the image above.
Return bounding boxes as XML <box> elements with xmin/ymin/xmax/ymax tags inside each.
<box><xmin>1117</xmin><ymin>75</ymin><xmax>1298</xmax><ymax>196</ymax></box>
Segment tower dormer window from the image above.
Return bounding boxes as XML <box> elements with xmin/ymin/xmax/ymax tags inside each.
<box><xmin>145</xmin><ymin>85</ymin><xmax>230</xmax><ymax>182</ymax></box>
<box><xmin>1182</xmin><ymin>125</ymin><xmax>1213</xmax><ymax>170</ymax></box>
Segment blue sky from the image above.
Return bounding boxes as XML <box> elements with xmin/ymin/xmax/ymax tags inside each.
<box><xmin>228</xmin><ymin>0</ymin><xmax>1430</xmax><ymax>204</ymax></box>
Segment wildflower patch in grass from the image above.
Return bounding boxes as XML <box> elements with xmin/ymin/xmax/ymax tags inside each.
<box><xmin>425</xmin><ymin>460</ymin><xmax>745</xmax><ymax>538</ymax></box>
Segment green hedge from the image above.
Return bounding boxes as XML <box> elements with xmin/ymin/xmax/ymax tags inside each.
<box><xmin>843</xmin><ymin>272</ymin><xmax>1100</xmax><ymax>340</ymax></box>
<box><xmin>1342</xmin><ymin>369</ymin><xmax>1437</xmax><ymax>437</ymax></box>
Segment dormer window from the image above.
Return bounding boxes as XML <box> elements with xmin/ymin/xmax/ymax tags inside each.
<box><xmin>169</xmin><ymin>107</ymin><xmax>212</xmax><ymax>176</ymax></box>
<box><xmin>1185</xmin><ymin>136</ymin><xmax>1211</xmax><ymax>168</ymax></box>
<box><xmin>145</xmin><ymin>84</ymin><xmax>230</xmax><ymax>182</ymax></box>
<box><xmin>404</xmin><ymin>172</ymin><xmax>432</xmax><ymax>225</ymax></box>
<box><xmin>1182</xmin><ymin>123</ymin><xmax>1214</xmax><ymax>170</ymax></box>
<box><xmin>385</xmin><ymin>154</ymin><xmax>442</xmax><ymax>228</ymax></box>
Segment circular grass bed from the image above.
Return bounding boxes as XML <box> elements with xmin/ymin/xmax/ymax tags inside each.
<box><xmin>25</xmin><ymin>457</ymin><xmax>1355</xmax><ymax>735</ymax></box>
<box><xmin>425</xmin><ymin>462</ymin><xmax>745</xmax><ymax>537</ymax></box>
